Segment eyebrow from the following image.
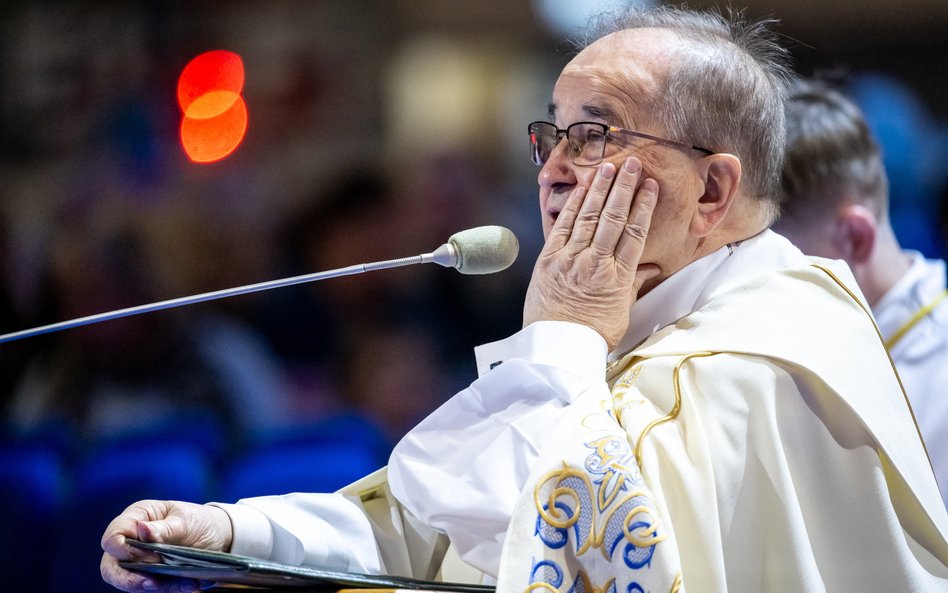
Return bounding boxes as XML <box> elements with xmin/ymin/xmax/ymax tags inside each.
<box><xmin>582</xmin><ymin>103</ymin><xmax>619</xmax><ymax>122</ymax></box>
<box><xmin>546</xmin><ymin>102</ymin><xmax>621</xmax><ymax>124</ymax></box>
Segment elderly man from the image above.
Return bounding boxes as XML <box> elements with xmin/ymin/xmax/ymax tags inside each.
<box><xmin>774</xmin><ymin>79</ymin><xmax>948</xmax><ymax>510</ymax></box>
<box><xmin>101</xmin><ymin>6</ymin><xmax>948</xmax><ymax>593</ymax></box>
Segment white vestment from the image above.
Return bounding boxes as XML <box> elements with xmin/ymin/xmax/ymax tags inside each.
<box><xmin>874</xmin><ymin>251</ymin><xmax>948</xmax><ymax>508</ymax></box>
<box><xmin>214</xmin><ymin>231</ymin><xmax>948</xmax><ymax>592</ymax></box>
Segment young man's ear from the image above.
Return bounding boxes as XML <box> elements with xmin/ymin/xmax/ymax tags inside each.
<box><xmin>691</xmin><ymin>154</ymin><xmax>742</xmax><ymax>237</ymax></box>
<box><xmin>831</xmin><ymin>204</ymin><xmax>877</xmax><ymax>264</ymax></box>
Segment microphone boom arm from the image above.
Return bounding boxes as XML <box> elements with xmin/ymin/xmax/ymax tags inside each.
<box><xmin>0</xmin><ymin>244</ymin><xmax>459</xmax><ymax>344</ymax></box>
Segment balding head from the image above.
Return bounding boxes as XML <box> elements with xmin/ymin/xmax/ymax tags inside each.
<box><xmin>573</xmin><ymin>6</ymin><xmax>795</xmax><ymax>224</ymax></box>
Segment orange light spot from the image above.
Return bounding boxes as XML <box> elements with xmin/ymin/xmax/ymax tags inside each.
<box><xmin>180</xmin><ymin>95</ymin><xmax>248</xmax><ymax>163</ymax></box>
<box><xmin>177</xmin><ymin>50</ymin><xmax>248</xmax><ymax>164</ymax></box>
<box><xmin>185</xmin><ymin>90</ymin><xmax>242</xmax><ymax>119</ymax></box>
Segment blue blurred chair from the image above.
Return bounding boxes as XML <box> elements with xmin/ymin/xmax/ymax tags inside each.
<box><xmin>222</xmin><ymin>412</ymin><xmax>389</xmax><ymax>501</ymax></box>
<box><xmin>0</xmin><ymin>442</ymin><xmax>67</xmax><ymax>592</ymax></box>
<box><xmin>48</xmin><ymin>437</ymin><xmax>214</xmax><ymax>593</ymax></box>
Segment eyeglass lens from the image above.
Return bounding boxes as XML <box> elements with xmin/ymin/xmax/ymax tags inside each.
<box><xmin>529</xmin><ymin>122</ymin><xmax>607</xmax><ymax>166</ymax></box>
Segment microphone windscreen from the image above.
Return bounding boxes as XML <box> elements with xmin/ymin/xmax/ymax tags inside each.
<box><xmin>449</xmin><ymin>226</ymin><xmax>519</xmax><ymax>275</ymax></box>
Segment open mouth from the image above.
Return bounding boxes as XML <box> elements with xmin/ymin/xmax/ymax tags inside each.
<box><xmin>545</xmin><ymin>209</ymin><xmax>561</xmax><ymax>229</ymax></box>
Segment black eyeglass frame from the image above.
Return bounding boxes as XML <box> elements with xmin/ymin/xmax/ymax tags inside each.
<box><xmin>528</xmin><ymin>120</ymin><xmax>714</xmax><ymax>167</ymax></box>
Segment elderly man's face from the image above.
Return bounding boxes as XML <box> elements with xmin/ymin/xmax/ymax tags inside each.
<box><xmin>538</xmin><ymin>28</ymin><xmax>707</xmax><ymax>288</ymax></box>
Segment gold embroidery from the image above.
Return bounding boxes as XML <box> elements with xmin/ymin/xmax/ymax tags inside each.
<box><xmin>581</xmin><ymin>405</ymin><xmax>620</xmax><ymax>430</ymax></box>
<box><xmin>600</xmin><ymin>577</ymin><xmax>616</xmax><ymax>593</ymax></box>
<box><xmin>612</xmin><ymin>365</ymin><xmax>646</xmax><ymax>427</ymax></box>
<box><xmin>534</xmin><ymin>573</ymin><xmax>614</xmax><ymax>593</ymax></box>
<box><xmin>670</xmin><ymin>573</ymin><xmax>682</xmax><ymax>593</ymax></box>
<box><xmin>528</xmin><ymin>401</ymin><xmax>672</xmax><ymax>593</ymax></box>
<box><xmin>535</xmin><ymin>464</ymin><xmax>585</xmax><ymax>528</ymax></box>
<box><xmin>613</xmin><ymin>365</ymin><xmax>642</xmax><ymax>390</ymax></box>
<box><xmin>527</xmin><ymin>570</ymin><xmax>651</xmax><ymax>593</ymax></box>
<box><xmin>525</xmin><ymin>583</ymin><xmax>560</xmax><ymax>593</ymax></box>
<box><xmin>605</xmin><ymin>358</ymin><xmax>625</xmax><ymax>377</ymax></box>
<box><xmin>533</xmin><ymin>464</ymin><xmax>666</xmax><ymax>559</ymax></box>
<box><xmin>585</xmin><ymin>436</ymin><xmax>635</xmax><ymax>510</ymax></box>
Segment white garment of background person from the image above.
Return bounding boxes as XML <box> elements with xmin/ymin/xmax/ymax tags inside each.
<box><xmin>873</xmin><ymin>251</ymin><xmax>948</xmax><ymax>508</ymax></box>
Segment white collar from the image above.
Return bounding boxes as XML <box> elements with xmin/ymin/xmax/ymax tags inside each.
<box><xmin>873</xmin><ymin>251</ymin><xmax>948</xmax><ymax>338</ymax></box>
<box><xmin>610</xmin><ymin>229</ymin><xmax>807</xmax><ymax>361</ymax></box>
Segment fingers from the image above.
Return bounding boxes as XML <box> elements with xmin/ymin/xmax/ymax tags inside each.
<box><xmin>101</xmin><ymin>550</ymin><xmax>205</xmax><ymax>593</ymax></box>
<box><xmin>102</xmin><ymin>501</ymin><xmax>162</xmax><ymax>561</ymax></box>
<box><xmin>100</xmin><ymin>550</ymin><xmax>158</xmax><ymax>593</ymax></box>
<box><xmin>544</xmin><ymin>183</ymin><xmax>587</xmax><ymax>251</ymax></box>
<box><xmin>100</xmin><ymin>500</ymin><xmax>189</xmax><ymax>592</ymax></box>
<box><xmin>137</xmin><ymin>514</ymin><xmax>187</xmax><ymax>544</ymax></box>
<box><xmin>548</xmin><ymin>157</ymin><xmax>650</xmax><ymax>256</ymax></box>
<box><xmin>615</xmin><ymin>176</ymin><xmax>659</xmax><ymax>276</ymax></box>
<box><xmin>568</xmin><ymin>161</ymin><xmax>617</xmax><ymax>250</ymax></box>
<box><xmin>591</xmin><ymin>158</ymin><xmax>644</xmax><ymax>255</ymax></box>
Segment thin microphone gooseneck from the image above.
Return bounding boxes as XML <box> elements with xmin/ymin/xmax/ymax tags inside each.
<box><xmin>0</xmin><ymin>225</ymin><xmax>519</xmax><ymax>344</ymax></box>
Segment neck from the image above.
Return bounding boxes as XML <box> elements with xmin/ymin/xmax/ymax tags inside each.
<box><xmin>698</xmin><ymin>206</ymin><xmax>770</xmax><ymax>260</ymax></box>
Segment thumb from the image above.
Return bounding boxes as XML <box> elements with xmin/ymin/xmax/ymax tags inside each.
<box><xmin>632</xmin><ymin>263</ymin><xmax>661</xmax><ymax>291</ymax></box>
<box><xmin>136</xmin><ymin>516</ymin><xmax>190</xmax><ymax>544</ymax></box>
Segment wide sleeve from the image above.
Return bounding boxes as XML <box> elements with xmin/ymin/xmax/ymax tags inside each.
<box><xmin>209</xmin><ymin>489</ymin><xmax>385</xmax><ymax>573</ymax></box>
<box><xmin>210</xmin><ymin>468</ymin><xmax>451</xmax><ymax>578</ymax></box>
<box><xmin>388</xmin><ymin>321</ymin><xmax>609</xmax><ymax>577</ymax></box>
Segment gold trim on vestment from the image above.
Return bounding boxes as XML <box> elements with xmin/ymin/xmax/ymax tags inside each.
<box><xmin>884</xmin><ymin>288</ymin><xmax>948</xmax><ymax>350</ymax></box>
<box><xmin>809</xmin><ymin>263</ymin><xmax>935</xmax><ymax>478</ymax></box>
<box><xmin>632</xmin><ymin>351</ymin><xmax>715</xmax><ymax>469</ymax></box>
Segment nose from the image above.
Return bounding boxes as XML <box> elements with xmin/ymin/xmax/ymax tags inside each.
<box><xmin>537</xmin><ymin>139</ymin><xmax>576</xmax><ymax>190</ymax></box>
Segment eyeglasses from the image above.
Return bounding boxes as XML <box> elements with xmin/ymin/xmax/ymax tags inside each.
<box><xmin>528</xmin><ymin>120</ymin><xmax>714</xmax><ymax>167</ymax></box>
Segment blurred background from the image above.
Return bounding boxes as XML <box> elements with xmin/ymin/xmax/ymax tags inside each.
<box><xmin>0</xmin><ymin>0</ymin><xmax>946</xmax><ymax>591</ymax></box>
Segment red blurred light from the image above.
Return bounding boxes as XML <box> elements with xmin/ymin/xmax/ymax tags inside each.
<box><xmin>177</xmin><ymin>50</ymin><xmax>248</xmax><ymax>163</ymax></box>
<box><xmin>177</xmin><ymin>50</ymin><xmax>244</xmax><ymax>114</ymax></box>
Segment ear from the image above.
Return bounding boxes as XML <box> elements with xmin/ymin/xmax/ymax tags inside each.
<box><xmin>831</xmin><ymin>204</ymin><xmax>876</xmax><ymax>264</ymax></box>
<box><xmin>691</xmin><ymin>154</ymin><xmax>742</xmax><ymax>238</ymax></box>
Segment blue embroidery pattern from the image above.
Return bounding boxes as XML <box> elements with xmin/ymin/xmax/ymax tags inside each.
<box><xmin>527</xmin><ymin>412</ymin><xmax>667</xmax><ymax>593</ymax></box>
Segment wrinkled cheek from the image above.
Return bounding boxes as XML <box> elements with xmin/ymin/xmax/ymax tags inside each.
<box><xmin>638</xmin><ymin>209</ymin><xmax>677</xmax><ymax>261</ymax></box>
<box><xmin>537</xmin><ymin>194</ymin><xmax>553</xmax><ymax>239</ymax></box>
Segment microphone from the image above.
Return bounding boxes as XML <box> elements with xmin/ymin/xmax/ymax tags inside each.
<box><xmin>0</xmin><ymin>225</ymin><xmax>519</xmax><ymax>344</ymax></box>
<box><xmin>433</xmin><ymin>225</ymin><xmax>519</xmax><ymax>275</ymax></box>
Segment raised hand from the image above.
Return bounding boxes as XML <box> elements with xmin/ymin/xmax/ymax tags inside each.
<box><xmin>100</xmin><ymin>499</ymin><xmax>232</xmax><ymax>592</ymax></box>
<box><xmin>523</xmin><ymin>156</ymin><xmax>660</xmax><ymax>350</ymax></box>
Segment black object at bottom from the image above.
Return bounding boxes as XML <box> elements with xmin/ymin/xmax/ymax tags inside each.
<box><xmin>121</xmin><ymin>540</ymin><xmax>495</xmax><ymax>592</ymax></box>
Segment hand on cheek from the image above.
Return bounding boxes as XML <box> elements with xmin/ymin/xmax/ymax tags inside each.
<box><xmin>523</xmin><ymin>157</ymin><xmax>660</xmax><ymax>350</ymax></box>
